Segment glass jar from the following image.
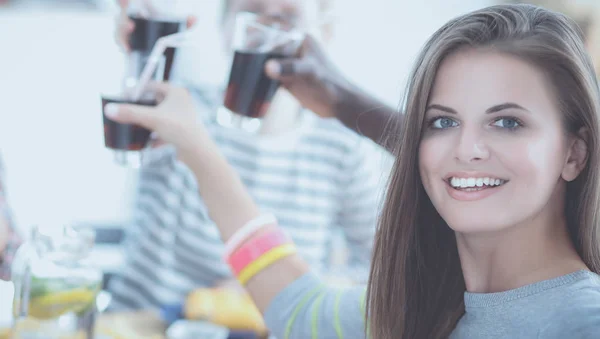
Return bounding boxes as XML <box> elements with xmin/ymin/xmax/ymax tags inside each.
<box><xmin>10</xmin><ymin>225</ymin><xmax>102</xmax><ymax>339</ymax></box>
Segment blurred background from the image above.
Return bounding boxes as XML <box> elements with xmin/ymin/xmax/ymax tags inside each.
<box><xmin>1</xmin><ymin>0</ymin><xmax>600</xmax><ymax>327</ymax></box>
<box><xmin>0</xmin><ymin>0</ymin><xmax>507</xmax><ymax>232</ymax></box>
<box><xmin>0</xmin><ymin>0</ymin><xmax>496</xmax><ymax>289</ymax></box>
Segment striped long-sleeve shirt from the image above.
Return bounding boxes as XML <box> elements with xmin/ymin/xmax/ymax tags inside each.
<box><xmin>108</xmin><ymin>89</ymin><xmax>384</xmax><ymax>310</ymax></box>
<box><xmin>264</xmin><ymin>271</ymin><xmax>600</xmax><ymax>339</ymax></box>
<box><xmin>0</xmin><ymin>154</ymin><xmax>22</xmax><ymax>281</ymax></box>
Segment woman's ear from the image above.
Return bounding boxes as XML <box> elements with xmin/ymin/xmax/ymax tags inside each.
<box><xmin>562</xmin><ymin>127</ymin><xmax>589</xmax><ymax>182</ymax></box>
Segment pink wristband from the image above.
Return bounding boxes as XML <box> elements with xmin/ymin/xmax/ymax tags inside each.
<box><xmin>223</xmin><ymin>213</ymin><xmax>277</xmax><ymax>259</ymax></box>
<box><xmin>226</xmin><ymin>228</ymin><xmax>291</xmax><ymax>276</ymax></box>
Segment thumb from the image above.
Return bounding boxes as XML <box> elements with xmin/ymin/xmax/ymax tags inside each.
<box><xmin>104</xmin><ymin>103</ymin><xmax>159</xmax><ymax>131</ymax></box>
<box><xmin>264</xmin><ymin>35</ymin><xmax>319</xmax><ymax>81</ymax></box>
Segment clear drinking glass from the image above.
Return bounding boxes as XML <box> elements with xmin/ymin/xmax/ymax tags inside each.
<box><xmin>101</xmin><ymin>94</ymin><xmax>158</xmax><ymax>168</ymax></box>
<box><xmin>11</xmin><ymin>226</ymin><xmax>102</xmax><ymax>339</ymax></box>
<box><xmin>105</xmin><ymin>1</ymin><xmax>186</xmax><ymax>168</ymax></box>
<box><xmin>217</xmin><ymin>12</ymin><xmax>305</xmax><ymax>133</ymax></box>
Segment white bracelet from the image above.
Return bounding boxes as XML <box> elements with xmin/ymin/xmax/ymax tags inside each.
<box><xmin>223</xmin><ymin>213</ymin><xmax>278</xmax><ymax>259</ymax></box>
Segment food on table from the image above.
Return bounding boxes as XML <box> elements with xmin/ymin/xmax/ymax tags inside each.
<box><xmin>24</xmin><ymin>277</ymin><xmax>100</xmax><ymax>320</ymax></box>
<box><xmin>184</xmin><ymin>288</ymin><xmax>267</xmax><ymax>335</ymax></box>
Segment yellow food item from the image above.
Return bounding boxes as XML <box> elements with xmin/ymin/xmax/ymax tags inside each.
<box><xmin>0</xmin><ymin>328</ymin><xmax>10</xmax><ymax>339</ymax></box>
<box><xmin>28</xmin><ymin>287</ymin><xmax>96</xmax><ymax>319</ymax></box>
<box><xmin>184</xmin><ymin>288</ymin><xmax>215</xmax><ymax>320</ymax></box>
<box><xmin>185</xmin><ymin>288</ymin><xmax>267</xmax><ymax>335</ymax></box>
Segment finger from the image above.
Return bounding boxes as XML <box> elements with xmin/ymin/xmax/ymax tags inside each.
<box><xmin>104</xmin><ymin>103</ymin><xmax>160</xmax><ymax>130</ymax></box>
<box><xmin>115</xmin><ymin>15</ymin><xmax>134</xmax><ymax>52</ymax></box>
<box><xmin>264</xmin><ymin>34</ymin><xmax>324</xmax><ymax>82</ymax></box>
<box><xmin>148</xmin><ymin>137</ymin><xmax>167</xmax><ymax>148</ymax></box>
<box><xmin>115</xmin><ymin>33</ymin><xmax>130</xmax><ymax>53</ymax></box>
<box><xmin>264</xmin><ymin>58</ymin><xmax>315</xmax><ymax>82</ymax></box>
<box><xmin>116</xmin><ymin>29</ymin><xmax>134</xmax><ymax>52</ymax></box>
<box><xmin>301</xmin><ymin>34</ymin><xmax>321</xmax><ymax>51</ymax></box>
<box><xmin>186</xmin><ymin>15</ymin><xmax>198</xmax><ymax>29</ymax></box>
<box><xmin>124</xmin><ymin>17</ymin><xmax>135</xmax><ymax>32</ymax></box>
<box><xmin>117</xmin><ymin>0</ymin><xmax>128</xmax><ymax>9</ymax></box>
<box><xmin>144</xmin><ymin>81</ymin><xmax>175</xmax><ymax>101</ymax></box>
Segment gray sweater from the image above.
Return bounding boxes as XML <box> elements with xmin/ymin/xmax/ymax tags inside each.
<box><xmin>264</xmin><ymin>270</ymin><xmax>600</xmax><ymax>339</ymax></box>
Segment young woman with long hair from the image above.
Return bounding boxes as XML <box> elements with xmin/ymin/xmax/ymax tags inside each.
<box><xmin>105</xmin><ymin>3</ymin><xmax>600</xmax><ymax>338</ymax></box>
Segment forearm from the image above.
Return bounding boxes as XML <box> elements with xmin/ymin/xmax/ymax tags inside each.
<box><xmin>178</xmin><ymin>129</ymin><xmax>259</xmax><ymax>240</ymax></box>
<box><xmin>334</xmin><ymin>84</ymin><xmax>402</xmax><ymax>153</ymax></box>
<box><xmin>178</xmin><ymin>130</ymin><xmax>310</xmax><ymax>312</ymax></box>
<box><xmin>264</xmin><ymin>272</ymin><xmax>368</xmax><ymax>339</ymax></box>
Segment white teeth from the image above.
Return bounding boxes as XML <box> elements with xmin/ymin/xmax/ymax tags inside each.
<box><xmin>449</xmin><ymin>176</ymin><xmax>505</xmax><ymax>188</ymax></box>
<box><xmin>467</xmin><ymin>178</ymin><xmax>476</xmax><ymax>187</ymax></box>
<box><xmin>476</xmin><ymin>178</ymin><xmax>483</xmax><ymax>187</ymax></box>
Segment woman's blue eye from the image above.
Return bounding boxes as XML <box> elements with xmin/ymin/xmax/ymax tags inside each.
<box><xmin>431</xmin><ymin>117</ymin><xmax>458</xmax><ymax>129</ymax></box>
<box><xmin>492</xmin><ymin>118</ymin><xmax>521</xmax><ymax>129</ymax></box>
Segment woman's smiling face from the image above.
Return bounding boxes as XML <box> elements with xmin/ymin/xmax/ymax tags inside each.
<box><xmin>419</xmin><ymin>48</ymin><xmax>583</xmax><ymax>234</ymax></box>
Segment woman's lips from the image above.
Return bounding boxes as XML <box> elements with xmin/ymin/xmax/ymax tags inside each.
<box><xmin>444</xmin><ymin>178</ymin><xmax>507</xmax><ymax>201</ymax></box>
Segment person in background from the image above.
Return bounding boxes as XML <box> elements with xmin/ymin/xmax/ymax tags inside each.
<box><xmin>107</xmin><ymin>0</ymin><xmax>384</xmax><ymax>311</ymax></box>
<box><xmin>0</xmin><ymin>154</ymin><xmax>22</xmax><ymax>281</ymax></box>
<box><xmin>107</xmin><ymin>4</ymin><xmax>600</xmax><ymax>338</ymax></box>
<box><xmin>116</xmin><ymin>0</ymin><xmax>401</xmax><ymax>152</ymax></box>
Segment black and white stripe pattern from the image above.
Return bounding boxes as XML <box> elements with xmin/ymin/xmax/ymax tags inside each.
<box><xmin>109</xmin><ymin>91</ymin><xmax>384</xmax><ymax>311</ymax></box>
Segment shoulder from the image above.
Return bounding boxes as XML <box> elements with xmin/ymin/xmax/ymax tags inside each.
<box><xmin>539</xmin><ymin>273</ymin><xmax>600</xmax><ymax>338</ymax></box>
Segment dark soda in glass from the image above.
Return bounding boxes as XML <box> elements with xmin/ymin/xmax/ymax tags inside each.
<box><xmin>224</xmin><ymin>51</ymin><xmax>285</xmax><ymax>118</ymax></box>
<box><xmin>128</xmin><ymin>16</ymin><xmax>182</xmax><ymax>81</ymax></box>
<box><xmin>101</xmin><ymin>97</ymin><xmax>156</xmax><ymax>151</ymax></box>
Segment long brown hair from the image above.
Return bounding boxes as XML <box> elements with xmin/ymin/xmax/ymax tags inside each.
<box><xmin>367</xmin><ymin>4</ymin><xmax>600</xmax><ymax>338</ymax></box>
